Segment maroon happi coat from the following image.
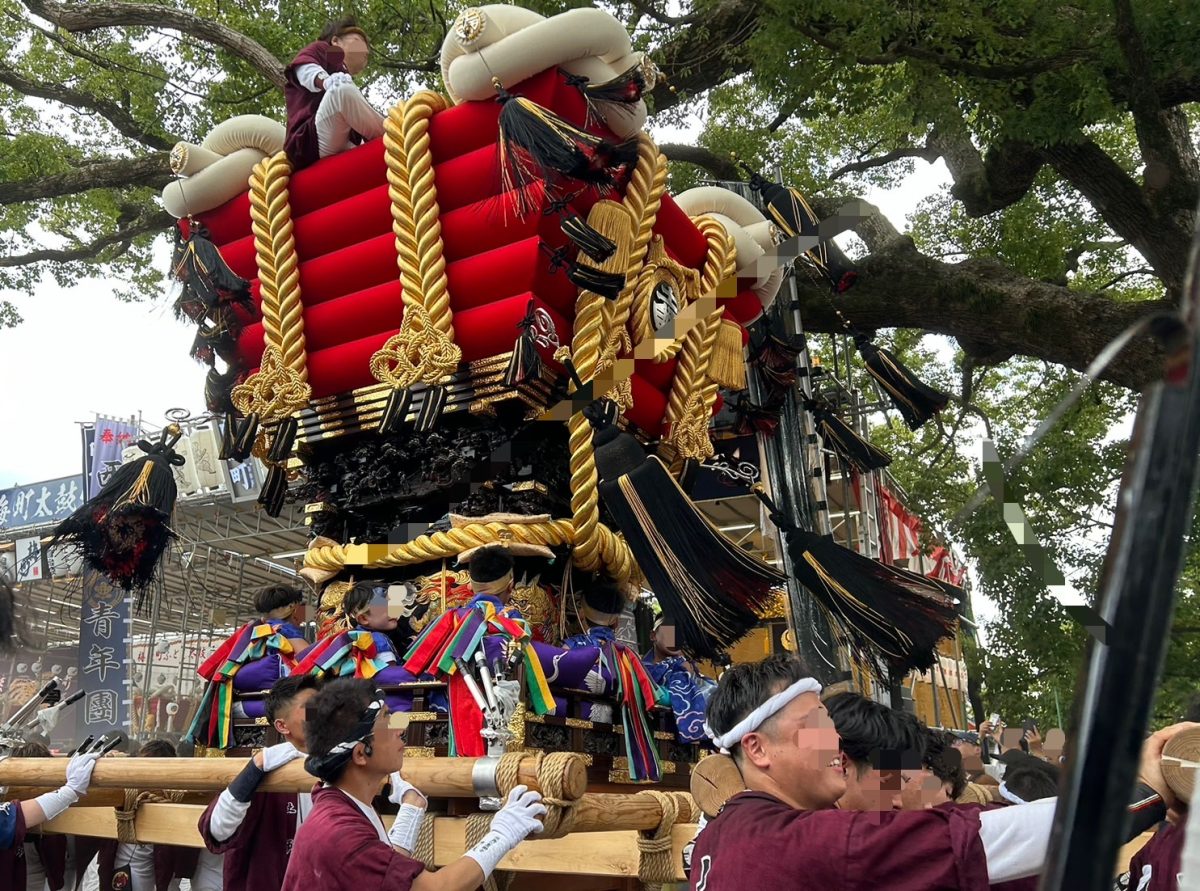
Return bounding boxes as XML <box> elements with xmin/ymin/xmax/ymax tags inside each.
<box><xmin>280</xmin><ymin>785</ymin><xmax>424</xmax><ymax>891</ymax></box>
<box><xmin>198</xmin><ymin>790</ymin><xmax>300</xmax><ymax>891</ymax></box>
<box><xmin>0</xmin><ymin>800</ymin><xmax>28</xmax><ymax>890</ymax></box>
<box><xmin>284</xmin><ymin>41</ymin><xmax>356</xmax><ymax>169</ymax></box>
<box><xmin>1126</xmin><ymin>820</ymin><xmax>1184</xmax><ymax>891</ymax></box>
<box><xmin>690</xmin><ymin>791</ymin><xmax>991</xmax><ymax>891</ymax></box>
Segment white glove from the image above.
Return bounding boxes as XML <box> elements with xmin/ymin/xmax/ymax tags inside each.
<box><xmin>494</xmin><ymin>680</ymin><xmax>521</xmax><ymax>725</ymax></box>
<box><xmin>323</xmin><ymin>71</ymin><xmax>354</xmax><ymax>91</ymax></box>
<box><xmin>387</xmin><ymin>771</ymin><xmax>428</xmax><ymax>808</ymax></box>
<box><xmin>464</xmin><ymin>785</ymin><xmax>546</xmax><ymax>877</ymax></box>
<box><xmin>261</xmin><ymin>741</ymin><xmax>302</xmax><ymax>773</ymax></box>
<box><xmin>65</xmin><ymin>750</ymin><xmax>103</xmax><ymax>796</ymax></box>
<box><xmin>34</xmin><ymin>703</ymin><xmax>64</xmax><ymax>735</ymax></box>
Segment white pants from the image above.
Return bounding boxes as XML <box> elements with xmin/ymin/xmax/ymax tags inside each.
<box><xmin>315</xmin><ymin>80</ymin><xmax>385</xmax><ymax>158</ymax></box>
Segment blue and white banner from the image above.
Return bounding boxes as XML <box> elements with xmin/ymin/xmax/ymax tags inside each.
<box><xmin>77</xmin><ymin>571</ymin><xmax>132</xmax><ymax>737</ymax></box>
<box><xmin>0</xmin><ymin>474</ymin><xmax>86</xmax><ymax>531</ymax></box>
<box><xmin>85</xmin><ymin>417</ymin><xmax>140</xmax><ymax>499</ymax></box>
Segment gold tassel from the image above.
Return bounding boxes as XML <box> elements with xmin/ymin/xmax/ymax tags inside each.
<box><xmin>708</xmin><ymin>319</ymin><xmax>747</xmax><ymax>390</ymax></box>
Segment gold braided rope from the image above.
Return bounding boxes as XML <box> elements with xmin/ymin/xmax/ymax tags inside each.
<box><xmin>662</xmin><ymin>218</ymin><xmax>736</xmax><ymax>458</ymax></box>
<box><xmin>610</xmin><ymin>136</ymin><xmax>667</xmax><ymax>342</ymax></box>
<box><xmin>237</xmin><ymin>152</ymin><xmax>312</xmax><ymax>424</ymax></box>
<box><xmin>567</xmin><ymin>200</ymin><xmax>635</xmax><ymax>577</ymax></box>
<box><xmin>370</xmin><ymin>91</ymin><xmax>461</xmax><ymax>389</ymax></box>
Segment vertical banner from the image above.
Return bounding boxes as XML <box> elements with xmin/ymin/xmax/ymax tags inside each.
<box><xmin>15</xmin><ymin>536</ymin><xmax>44</xmax><ymax>581</ymax></box>
<box><xmin>77</xmin><ymin>571</ymin><xmax>132</xmax><ymax>738</ymax></box>
<box><xmin>86</xmin><ymin>417</ymin><xmax>139</xmax><ymax>500</ymax></box>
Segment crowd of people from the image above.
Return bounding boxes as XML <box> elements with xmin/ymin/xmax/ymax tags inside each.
<box><xmin>2</xmin><ymin>646</ymin><xmax>1191</xmax><ymax>891</ymax></box>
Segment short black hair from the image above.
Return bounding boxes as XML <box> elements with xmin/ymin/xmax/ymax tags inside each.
<box><xmin>13</xmin><ymin>740</ymin><xmax>51</xmax><ymax>758</ymax></box>
<box><xmin>319</xmin><ymin>16</ymin><xmax>368</xmax><ymax>44</ymax></box>
<box><xmin>254</xmin><ymin>584</ymin><xmax>304</xmax><ymax>615</ymax></box>
<box><xmin>342</xmin><ymin>580</ymin><xmax>384</xmax><ymax>621</ymax></box>
<box><xmin>138</xmin><ymin>739</ymin><xmax>177</xmax><ymax>758</ymax></box>
<box><xmin>582</xmin><ymin>574</ymin><xmax>625</xmax><ymax>618</ymax></box>
<box><xmin>706</xmin><ymin>654</ymin><xmax>813</xmax><ymax>759</ymax></box>
<box><xmin>305</xmin><ymin>677</ymin><xmax>376</xmax><ymax>782</ymax></box>
<box><xmin>1004</xmin><ymin>766</ymin><xmax>1058</xmax><ymax>801</ymax></box>
<box><xmin>470</xmin><ymin>546</ymin><xmax>513</xmax><ymax>584</ymax></box>
<box><xmin>265</xmin><ymin>673</ymin><xmax>320</xmax><ymax>723</ymax></box>
<box><xmin>923</xmin><ymin>729</ymin><xmax>968</xmax><ymax>799</ymax></box>
<box><xmin>824</xmin><ymin>692</ymin><xmax>926</xmax><ymax>775</ymax></box>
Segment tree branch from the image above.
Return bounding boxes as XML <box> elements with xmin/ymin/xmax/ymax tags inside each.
<box><xmin>790</xmin><ymin>210</ymin><xmax>1170</xmax><ymax>390</ymax></box>
<box><xmin>21</xmin><ymin>0</ymin><xmax>285</xmax><ymax>89</ymax></box>
<box><xmin>931</xmin><ymin>133</ymin><xmax>1045</xmax><ymax>217</ymax></box>
<box><xmin>645</xmin><ymin>0</ymin><xmax>759</xmax><ymax>114</ymax></box>
<box><xmin>0</xmin><ymin>62</ymin><xmax>175</xmax><ymax>150</ymax></box>
<box><xmin>0</xmin><ymin>153</ymin><xmax>171</xmax><ymax>206</ymax></box>
<box><xmin>658</xmin><ymin>143</ymin><xmax>740</xmax><ymax>180</ymax></box>
<box><xmin>0</xmin><ymin>208</ymin><xmax>172</xmax><ymax>267</ymax></box>
<box><xmin>828</xmin><ymin>141</ymin><xmax>940</xmax><ymax>180</ymax></box>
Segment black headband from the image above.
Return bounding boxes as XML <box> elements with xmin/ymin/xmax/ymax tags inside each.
<box><xmin>304</xmin><ymin>692</ymin><xmax>384</xmax><ymax>782</ymax></box>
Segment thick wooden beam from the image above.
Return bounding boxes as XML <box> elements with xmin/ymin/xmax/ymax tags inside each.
<box><xmin>0</xmin><ymin>755</ymin><xmax>587</xmax><ymax>800</ymax></box>
<box><xmin>42</xmin><ymin>804</ymin><xmax>695</xmax><ymax>880</ymax></box>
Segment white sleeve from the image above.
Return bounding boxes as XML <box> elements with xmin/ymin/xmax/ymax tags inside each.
<box><xmin>295</xmin><ymin>63</ymin><xmax>327</xmax><ymax>93</ymax></box>
<box><xmin>983</xmin><ymin>760</ymin><xmax>1007</xmax><ymax>781</ymax></box>
<box><xmin>978</xmin><ymin>798</ymin><xmax>1057</xmax><ymax>883</ymax></box>
<box><xmin>207</xmin><ymin>789</ymin><xmax>253</xmax><ymax>843</ymax></box>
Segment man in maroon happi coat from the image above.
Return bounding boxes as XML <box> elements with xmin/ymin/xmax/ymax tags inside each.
<box><xmin>1123</xmin><ymin>815</ymin><xmax>1186</xmax><ymax>891</ymax></box>
<box><xmin>689</xmin><ymin>655</ymin><xmax>1190</xmax><ymax>891</ymax></box>
<box><xmin>284</xmin><ymin>17</ymin><xmax>385</xmax><ymax>169</ymax></box>
<box><xmin>279</xmin><ymin>678</ymin><xmax>548</xmax><ymax>891</ymax></box>
<box><xmin>198</xmin><ymin>675</ymin><xmax>319</xmax><ymax>891</ymax></box>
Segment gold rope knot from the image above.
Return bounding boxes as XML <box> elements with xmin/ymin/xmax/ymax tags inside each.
<box><xmin>369</xmin><ymin>305</ymin><xmax>462</xmax><ymax>389</ymax></box>
<box><xmin>670</xmin><ymin>390</ymin><xmax>715</xmax><ymax>462</ymax></box>
<box><xmin>116</xmin><ymin>789</ymin><xmax>186</xmax><ymax>844</ymax></box>
<box><xmin>636</xmin><ymin>789</ymin><xmax>681</xmax><ymax>890</ymax></box>
<box><xmin>231</xmin><ymin>345</ymin><xmax>312</xmax><ymax>422</ymax></box>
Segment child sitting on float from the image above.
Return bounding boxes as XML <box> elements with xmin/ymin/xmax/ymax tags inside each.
<box><xmin>291</xmin><ymin>580</ymin><xmax>419</xmax><ymax>713</ymax></box>
<box><xmin>185</xmin><ymin>584</ymin><xmax>312</xmax><ymax>750</ymax></box>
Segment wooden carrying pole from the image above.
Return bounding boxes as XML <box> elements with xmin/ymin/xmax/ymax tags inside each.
<box><xmin>41</xmin><ymin>801</ymin><xmax>697</xmax><ymax>881</ymax></box>
<box><xmin>0</xmin><ymin>754</ymin><xmax>587</xmax><ymax>800</ymax></box>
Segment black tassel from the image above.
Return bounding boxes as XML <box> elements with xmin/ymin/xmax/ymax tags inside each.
<box><xmin>378</xmin><ymin>387</ymin><xmax>412</xmax><ymax>435</ymax></box>
<box><xmin>590</xmin><ymin>402</ymin><xmax>784</xmax><ymax>660</ymax></box>
<box><xmin>267</xmin><ymin>416</ymin><xmax>299</xmax><ymax>464</ymax></box>
<box><xmin>560</xmin><ymin>212</ymin><xmax>616</xmax><ymax>263</ymax></box>
<box><xmin>495</xmin><ymin>81</ymin><xmax>638</xmax><ymax>213</ymax></box>
<box><xmin>853</xmin><ymin>331</ymin><xmax>949</xmax><ymax>430</ymax></box>
<box><xmin>564</xmin><ymin>64</ymin><xmax>647</xmax><ymax>129</ymax></box>
<box><xmin>505</xmin><ymin>300</ymin><xmax>543</xmax><ymax>388</ymax></box>
<box><xmin>50</xmin><ymin>427</ymin><xmax>185</xmax><ymax>604</ymax></box>
<box><xmin>414</xmin><ymin>385</ymin><xmax>449</xmax><ymax>433</ymax></box>
<box><xmin>219</xmin><ymin>413</ymin><xmax>237</xmax><ymax>462</ymax></box>
<box><xmin>749</xmin><ymin>327</ymin><xmax>800</xmax><ymax>395</ymax></box>
<box><xmin>171</xmin><ymin>222</ymin><xmax>250</xmax><ymax>321</ymax></box>
<box><xmin>741</xmin><ymin>164</ymin><xmax>857</xmax><ymax>291</ymax></box>
<box><xmin>204</xmin><ymin>365</ymin><xmax>240</xmax><ymax>416</ymax></box>
<box><xmin>567</xmin><ymin>262</ymin><xmax>624</xmax><ymax>300</ymax></box>
<box><xmin>258</xmin><ymin>464</ymin><xmax>288</xmax><ymax>517</ymax></box>
<box><xmin>732</xmin><ymin>397</ymin><xmax>781</xmax><ymax>437</ymax></box>
<box><xmin>806</xmin><ymin>399</ymin><xmax>892</xmax><ymax>472</ymax></box>
<box><xmin>232</xmin><ymin>412</ymin><xmax>260</xmax><ymax>461</ymax></box>
<box><xmin>754</xmin><ymin>487</ymin><xmax>960</xmax><ymax>677</ymax></box>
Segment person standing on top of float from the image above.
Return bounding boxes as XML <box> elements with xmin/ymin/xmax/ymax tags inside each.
<box><xmin>281</xmin><ymin>678</ymin><xmax>548</xmax><ymax>891</ymax></box>
<box><xmin>285</xmin><ymin>17</ymin><xmax>386</xmax><ymax>169</ymax></box>
<box><xmin>199</xmin><ymin>675</ymin><xmax>320</xmax><ymax>891</ymax></box>
<box><xmin>690</xmin><ymin>654</ymin><xmax>1194</xmax><ymax>890</ymax></box>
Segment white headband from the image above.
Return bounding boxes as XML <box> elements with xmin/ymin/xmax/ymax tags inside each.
<box><xmin>704</xmin><ymin>677</ymin><xmax>823</xmax><ymax>753</ymax></box>
<box><xmin>998</xmin><ymin>782</ymin><xmax>1027</xmax><ymax>806</ymax></box>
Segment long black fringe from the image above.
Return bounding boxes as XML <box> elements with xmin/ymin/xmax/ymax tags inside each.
<box><xmin>50</xmin><ymin>435</ymin><xmax>184</xmax><ymax>604</ymax></box>
<box><xmin>592</xmin><ymin>413</ymin><xmax>784</xmax><ymax>660</ymax></box>
<box><xmin>853</xmin><ymin>332</ymin><xmax>949</xmax><ymax>431</ymax></box>
<box><xmin>806</xmin><ymin>399</ymin><xmax>892</xmax><ymax>472</ymax></box>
